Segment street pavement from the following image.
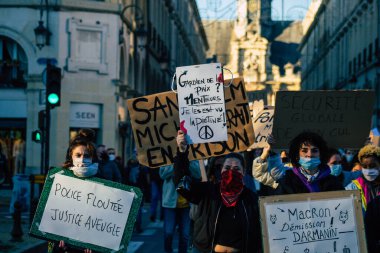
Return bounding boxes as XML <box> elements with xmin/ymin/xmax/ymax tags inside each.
<box><xmin>0</xmin><ymin>185</ymin><xmax>180</xmax><ymax>253</ymax></box>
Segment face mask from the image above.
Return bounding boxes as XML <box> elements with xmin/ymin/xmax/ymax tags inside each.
<box><xmin>72</xmin><ymin>157</ymin><xmax>92</xmax><ymax>167</ymax></box>
<box><xmin>221</xmin><ymin>169</ymin><xmax>243</xmax><ymax>191</ymax></box>
<box><xmin>362</xmin><ymin>168</ymin><xmax>380</xmax><ymax>181</ymax></box>
<box><xmin>345</xmin><ymin>154</ymin><xmax>354</xmax><ymax>163</ymax></box>
<box><xmin>299</xmin><ymin>157</ymin><xmax>321</xmax><ymax>172</ymax></box>
<box><xmin>70</xmin><ymin>163</ymin><xmax>98</xmax><ymax>178</ymax></box>
<box><xmin>330</xmin><ymin>164</ymin><xmax>343</xmax><ymax>176</ymax></box>
<box><xmin>108</xmin><ymin>154</ymin><xmax>115</xmax><ymax>161</ymax></box>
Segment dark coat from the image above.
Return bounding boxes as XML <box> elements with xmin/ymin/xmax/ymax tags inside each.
<box><xmin>276</xmin><ymin>168</ymin><xmax>344</xmax><ymax>194</ymax></box>
<box><xmin>173</xmin><ymin>151</ymin><xmax>262</xmax><ymax>253</ymax></box>
<box><xmin>365</xmin><ymin>196</ymin><xmax>380</xmax><ymax>253</ymax></box>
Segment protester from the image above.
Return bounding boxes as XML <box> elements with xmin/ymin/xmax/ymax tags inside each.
<box><xmin>106</xmin><ymin>147</ymin><xmax>124</xmax><ymax>181</ymax></box>
<box><xmin>148</xmin><ymin>166</ymin><xmax>163</xmax><ymax>222</ymax></box>
<box><xmin>254</xmin><ymin>132</ymin><xmax>343</xmax><ymax>194</ymax></box>
<box><xmin>48</xmin><ymin>129</ymin><xmax>97</xmax><ymax>253</ymax></box>
<box><xmin>96</xmin><ymin>145</ymin><xmax>122</xmax><ymax>183</ymax></box>
<box><xmin>327</xmin><ymin>148</ymin><xmax>361</xmax><ymax>187</ymax></box>
<box><xmin>364</xmin><ymin>195</ymin><xmax>380</xmax><ymax>253</ymax></box>
<box><xmin>174</xmin><ymin>130</ymin><xmax>262</xmax><ymax>253</ymax></box>
<box><xmin>346</xmin><ymin>145</ymin><xmax>380</xmax><ymax>211</ymax></box>
<box><xmin>126</xmin><ymin>158</ymin><xmax>149</xmax><ymax>233</ymax></box>
<box><xmin>159</xmin><ymin>161</ymin><xmax>200</xmax><ymax>253</ymax></box>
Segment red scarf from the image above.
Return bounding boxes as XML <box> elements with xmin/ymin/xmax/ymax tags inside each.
<box><xmin>220</xmin><ymin>170</ymin><xmax>243</xmax><ymax>207</ymax></box>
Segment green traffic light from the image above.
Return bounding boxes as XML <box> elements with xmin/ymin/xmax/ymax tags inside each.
<box><xmin>47</xmin><ymin>93</ymin><xmax>59</xmax><ymax>104</ymax></box>
<box><xmin>35</xmin><ymin>132</ymin><xmax>41</xmax><ymax>141</ymax></box>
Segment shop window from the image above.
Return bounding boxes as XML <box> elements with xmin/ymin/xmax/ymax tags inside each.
<box><xmin>0</xmin><ymin>36</ymin><xmax>28</xmax><ymax>88</ymax></box>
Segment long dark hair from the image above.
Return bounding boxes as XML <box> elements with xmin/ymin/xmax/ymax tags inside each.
<box><xmin>63</xmin><ymin>129</ymin><xmax>97</xmax><ymax>168</ymax></box>
<box><xmin>289</xmin><ymin>131</ymin><xmax>328</xmax><ymax>167</ymax></box>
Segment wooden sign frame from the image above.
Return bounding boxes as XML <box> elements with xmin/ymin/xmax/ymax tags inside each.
<box><xmin>29</xmin><ymin>167</ymin><xmax>142</xmax><ymax>252</ymax></box>
<box><xmin>259</xmin><ymin>190</ymin><xmax>367</xmax><ymax>253</ymax></box>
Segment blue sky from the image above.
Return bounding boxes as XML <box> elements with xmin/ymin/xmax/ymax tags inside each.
<box><xmin>196</xmin><ymin>0</ymin><xmax>312</xmax><ymax>21</ymax></box>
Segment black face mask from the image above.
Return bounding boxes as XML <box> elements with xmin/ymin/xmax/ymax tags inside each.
<box><xmin>282</xmin><ymin>157</ymin><xmax>289</xmax><ymax>163</ymax></box>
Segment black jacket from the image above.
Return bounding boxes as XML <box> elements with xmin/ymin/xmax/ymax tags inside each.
<box><xmin>276</xmin><ymin>168</ymin><xmax>344</xmax><ymax>194</ymax></box>
<box><xmin>365</xmin><ymin>195</ymin><xmax>380</xmax><ymax>253</ymax></box>
<box><xmin>173</xmin><ymin>151</ymin><xmax>262</xmax><ymax>253</ymax></box>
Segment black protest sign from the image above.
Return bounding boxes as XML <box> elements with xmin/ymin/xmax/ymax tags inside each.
<box><xmin>30</xmin><ymin>168</ymin><xmax>142</xmax><ymax>252</ymax></box>
<box><xmin>127</xmin><ymin>78</ymin><xmax>255</xmax><ymax>168</ymax></box>
<box><xmin>259</xmin><ymin>191</ymin><xmax>367</xmax><ymax>253</ymax></box>
<box><xmin>272</xmin><ymin>90</ymin><xmax>375</xmax><ymax>149</ymax></box>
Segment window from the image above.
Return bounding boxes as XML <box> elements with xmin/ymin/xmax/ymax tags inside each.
<box><xmin>0</xmin><ymin>36</ymin><xmax>27</xmax><ymax>88</ymax></box>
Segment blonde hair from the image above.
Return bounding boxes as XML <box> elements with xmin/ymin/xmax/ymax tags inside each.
<box><xmin>358</xmin><ymin>145</ymin><xmax>380</xmax><ymax>163</ymax></box>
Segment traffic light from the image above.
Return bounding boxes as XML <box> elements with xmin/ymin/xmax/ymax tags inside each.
<box><xmin>46</xmin><ymin>65</ymin><xmax>61</xmax><ymax>108</ymax></box>
<box><xmin>32</xmin><ymin>130</ymin><xmax>42</xmax><ymax>143</ymax></box>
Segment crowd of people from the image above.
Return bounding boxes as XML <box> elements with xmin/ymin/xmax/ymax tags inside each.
<box><xmin>50</xmin><ymin>127</ymin><xmax>380</xmax><ymax>253</ymax></box>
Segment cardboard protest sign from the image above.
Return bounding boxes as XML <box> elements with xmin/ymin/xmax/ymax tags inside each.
<box><xmin>259</xmin><ymin>191</ymin><xmax>367</xmax><ymax>253</ymax></box>
<box><xmin>272</xmin><ymin>90</ymin><xmax>375</xmax><ymax>149</ymax></box>
<box><xmin>30</xmin><ymin>168</ymin><xmax>142</xmax><ymax>252</ymax></box>
<box><xmin>247</xmin><ymin>90</ymin><xmax>267</xmax><ymax>119</ymax></box>
<box><xmin>127</xmin><ymin>78</ymin><xmax>255</xmax><ymax>168</ymax></box>
<box><xmin>176</xmin><ymin>63</ymin><xmax>227</xmax><ymax>144</ymax></box>
<box><xmin>249</xmin><ymin>107</ymin><xmax>274</xmax><ymax>149</ymax></box>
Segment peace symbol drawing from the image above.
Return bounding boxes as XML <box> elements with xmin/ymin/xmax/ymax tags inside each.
<box><xmin>198</xmin><ymin>125</ymin><xmax>214</xmax><ymax>140</ymax></box>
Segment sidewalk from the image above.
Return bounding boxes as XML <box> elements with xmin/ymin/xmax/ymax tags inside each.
<box><xmin>0</xmin><ymin>186</ymin><xmax>46</xmax><ymax>253</ymax></box>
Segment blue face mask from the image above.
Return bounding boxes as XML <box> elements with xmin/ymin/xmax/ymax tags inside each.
<box><xmin>330</xmin><ymin>164</ymin><xmax>343</xmax><ymax>176</ymax></box>
<box><xmin>299</xmin><ymin>157</ymin><xmax>321</xmax><ymax>171</ymax></box>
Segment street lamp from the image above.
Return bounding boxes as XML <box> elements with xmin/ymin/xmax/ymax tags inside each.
<box><xmin>34</xmin><ymin>0</ymin><xmax>51</xmax><ymax>49</ymax></box>
<box><xmin>120</xmin><ymin>4</ymin><xmax>148</xmax><ymax>49</ymax></box>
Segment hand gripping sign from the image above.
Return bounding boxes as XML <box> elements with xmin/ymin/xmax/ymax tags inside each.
<box><xmin>30</xmin><ymin>168</ymin><xmax>142</xmax><ymax>252</ymax></box>
<box><xmin>127</xmin><ymin>77</ymin><xmax>255</xmax><ymax>168</ymax></box>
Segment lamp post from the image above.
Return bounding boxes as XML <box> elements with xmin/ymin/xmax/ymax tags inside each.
<box><xmin>34</xmin><ymin>0</ymin><xmax>51</xmax><ymax>49</ymax></box>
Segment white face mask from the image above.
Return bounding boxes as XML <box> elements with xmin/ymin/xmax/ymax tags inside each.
<box><xmin>362</xmin><ymin>168</ymin><xmax>380</xmax><ymax>181</ymax></box>
<box><xmin>108</xmin><ymin>154</ymin><xmax>116</xmax><ymax>161</ymax></box>
<box><xmin>70</xmin><ymin>163</ymin><xmax>98</xmax><ymax>178</ymax></box>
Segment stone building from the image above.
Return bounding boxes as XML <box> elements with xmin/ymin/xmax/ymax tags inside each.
<box><xmin>299</xmin><ymin>0</ymin><xmax>380</xmax><ymax>129</ymax></box>
<box><xmin>0</xmin><ymin>0</ymin><xmax>207</xmax><ymax>178</ymax></box>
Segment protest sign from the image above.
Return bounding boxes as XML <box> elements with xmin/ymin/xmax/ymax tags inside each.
<box><xmin>30</xmin><ymin>168</ymin><xmax>142</xmax><ymax>252</ymax></box>
<box><xmin>259</xmin><ymin>190</ymin><xmax>367</xmax><ymax>253</ymax></box>
<box><xmin>127</xmin><ymin>78</ymin><xmax>255</xmax><ymax>168</ymax></box>
<box><xmin>176</xmin><ymin>63</ymin><xmax>227</xmax><ymax>144</ymax></box>
<box><xmin>272</xmin><ymin>90</ymin><xmax>375</xmax><ymax>148</ymax></box>
<box><xmin>249</xmin><ymin>107</ymin><xmax>274</xmax><ymax>149</ymax></box>
<box><xmin>247</xmin><ymin>90</ymin><xmax>267</xmax><ymax>119</ymax></box>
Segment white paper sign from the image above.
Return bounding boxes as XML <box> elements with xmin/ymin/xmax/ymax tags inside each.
<box><xmin>176</xmin><ymin>63</ymin><xmax>227</xmax><ymax>144</ymax></box>
<box><xmin>250</xmin><ymin>108</ymin><xmax>274</xmax><ymax>149</ymax></box>
<box><xmin>264</xmin><ymin>197</ymin><xmax>359</xmax><ymax>253</ymax></box>
<box><xmin>38</xmin><ymin>174</ymin><xmax>134</xmax><ymax>251</ymax></box>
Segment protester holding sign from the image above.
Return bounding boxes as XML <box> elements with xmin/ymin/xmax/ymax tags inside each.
<box><xmin>346</xmin><ymin>144</ymin><xmax>380</xmax><ymax>211</ymax></box>
<box><xmin>48</xmin><ymin>129</ymin><xmax>99</xmax><ymax>253</ymax></box>
<box><xmin>327</xmin><ymin>148</ymin><xmax>361</xmax><ymax>187</ymax></box>
<box><xmin>255</xmin><ymin>132</ymin><xmax>343</xmax><ymax>194</ymax></box>
<box><xmin>173</xmin><ymin>130</ymin><xmax>262</xmax><ymax>253</ymax></box>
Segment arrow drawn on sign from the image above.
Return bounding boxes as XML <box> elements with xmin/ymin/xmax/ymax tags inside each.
<box><xmin>277</xmin><ymin>207</ymin><xmax>285</xmax><ymax>212</ymax></box>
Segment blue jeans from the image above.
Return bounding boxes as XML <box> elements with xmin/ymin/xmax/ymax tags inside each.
<box><xmin>163</xmin><ymin>207</ymin><xmax>190</xmax><ymax>253</ymax></box>
<box><xmin>150</xmin><ymin>181</ymin><xmax>162</xmax><ymax>219</ymax></box>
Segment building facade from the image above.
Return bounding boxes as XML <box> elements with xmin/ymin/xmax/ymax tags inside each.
<box><xmin>0</xmin><ymin>0</ymin><xmax>208</xmax><ymax>180</ymax></box>
<box><xmin>299</xmin><ymin>0</ymin><xmax>380</xmax><ymax>129</ymax></box>
<box><xmin>221</xmin><ymin>0</ymin><xmax>302</xmax><ymax>106</ymax></box>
